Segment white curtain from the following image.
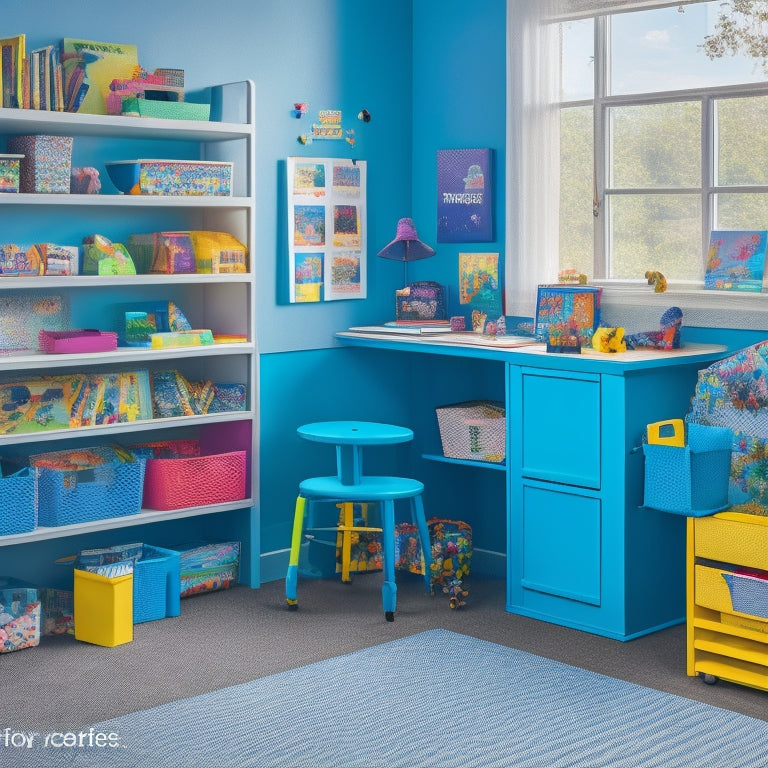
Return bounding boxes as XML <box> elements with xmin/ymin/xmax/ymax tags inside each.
<box><xmin>505</xmin><ymin>0</ymin><xmax>562</xmax><ymax>318</ymax></box>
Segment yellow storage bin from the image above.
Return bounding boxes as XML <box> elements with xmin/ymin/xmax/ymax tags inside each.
<box><xmin>694</xmin><ymin>512</ymin><xmax>768</xmax><ymax>570</ymax></box>
<box><xmin>694</xmin><ymin>563</ymin><xmax>768</xmax><ymax>630</ymax></box>
<box><xmin>74</xmin><ymin>569</ymin><xmax>133</xmax><ymax>647</ymax></box>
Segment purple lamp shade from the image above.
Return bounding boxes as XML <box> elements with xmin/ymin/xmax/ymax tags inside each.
<box><xmin>377</xmin><ymin>218</ymin><xmax>436</xmax><ymax>262</ymax></box>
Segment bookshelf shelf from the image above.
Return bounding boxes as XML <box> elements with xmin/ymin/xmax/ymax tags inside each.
<box><xmin>0</xmin><ymin>80</ymin><xmax>260</xmax><ymax>588</ymax></box>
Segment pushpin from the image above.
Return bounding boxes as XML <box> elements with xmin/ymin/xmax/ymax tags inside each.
<box><xmin>293</xmin><ymin>102</ymin><xmax>308</xmax><ymax>118</ymax></box>
<box><xmin>357</xmin><ymin>109</ymin><xmax>371</xmax><ymax>122</ymax></box>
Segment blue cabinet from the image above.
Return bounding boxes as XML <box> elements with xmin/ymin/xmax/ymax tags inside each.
<box><xmin>508</xmin><ymin>358</ymin><xmax>725</xmax><ymax>641</ymax></box>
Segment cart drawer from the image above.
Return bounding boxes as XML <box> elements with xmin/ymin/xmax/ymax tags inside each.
<box><xmin>695</xmin><ymin>564</ymin><xmax>768</xmax><ymax>631</ymax></box>
<box><xmin>694</xmin><ymin>514</ymin><xmax>768</xmax><ymax>570</ymax></box>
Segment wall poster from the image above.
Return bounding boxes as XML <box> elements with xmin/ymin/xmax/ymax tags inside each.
<box><xmin>286</xmin><ymin>156</ymin><xmax>367</xmax><ymax>303</ymax></box>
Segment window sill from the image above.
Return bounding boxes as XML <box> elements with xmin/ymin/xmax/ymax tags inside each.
<box><xmin>593</xmin><ymin>281</ymin><xmax>768</xmax><ymax>331</ymax></box>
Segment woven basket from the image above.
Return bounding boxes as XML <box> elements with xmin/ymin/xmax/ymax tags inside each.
<box><xmin>0</xmin><ymin>468</ymin><xmax>37</xmax><ymax>536</ymax></box>
<box><xmin>642</xmin><ymin>423</ymin><xmax>732</xmax><ymax>516</ymax></box>
<box><xmin>142</xmin><ymin>450</ymin><xmax>247</xmax><ymax>510</ymax></box>
<box><xmin>436</xmin><ymin>400</ymin><xmax>506</xmax><ymax>462</ymax></box>
<box><xmin>36</xmin><ymin>459</ymin><xmax>145</xmax><ymax>527</ymax></box>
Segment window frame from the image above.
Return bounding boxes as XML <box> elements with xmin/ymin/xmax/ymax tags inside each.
<box><xmin>563</xmin><ymin>9</ymin><xmax>768</xmax><ymax>328</ymax></box>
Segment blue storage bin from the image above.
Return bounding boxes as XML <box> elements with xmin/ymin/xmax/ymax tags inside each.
<box><xmin>0</xmin><ymin>468</ymin><xmax>37</xmax><ymax>536</ymax></box>
<box><xmin>723</xmin><ymin>572</ymin><xmax>768</xmax><ymax>620</ymax></box>
<box><xmin>37</xmin><ymin>459</ymin><xmax>145</xmax><ymax>527</ymax></box>
<box><xmin>642</xmin><ymin>423</ymin><xmax>733</xmax><ymax>516</ymax></box>
<box><xmin>133</xmin><ymin>545</ymin><xmax>181</xmax><ymax>624</ymax></box>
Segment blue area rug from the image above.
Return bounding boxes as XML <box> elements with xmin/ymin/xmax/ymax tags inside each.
<box><xmin>4</xmin><ymin>629</ymin><xmax>768</xmax><ymax>768</ymax></box>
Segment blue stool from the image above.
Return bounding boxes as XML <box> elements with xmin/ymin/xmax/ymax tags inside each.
<box><xmin>285</xmin><ymin>421</ymin><xmax>432</xmax><ymax>621</ymax></box>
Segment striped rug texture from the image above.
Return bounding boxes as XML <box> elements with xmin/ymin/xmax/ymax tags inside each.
<box><xmin>4</xmin><ymin>628</ymin><xmax>768</xmax><ymax>768</ymax></box>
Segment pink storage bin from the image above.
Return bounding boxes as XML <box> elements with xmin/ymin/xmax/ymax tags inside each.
<box><xmin>142</xmin><ymin>450</ymin><xmax>248</xmax><ymax>510</ymax></box>
<box><xmin>39</xmin><ymin>329</ymin><xmax>118</xmax><ymax>354</ymax></box>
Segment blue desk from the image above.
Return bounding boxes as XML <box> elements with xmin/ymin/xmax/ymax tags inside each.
<box><xmin>336</xmin><ymin>331</ymin><xmax>728</xmax><ymax>641</ymax></box>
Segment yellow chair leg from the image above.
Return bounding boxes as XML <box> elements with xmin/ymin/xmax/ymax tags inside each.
<box><xmin>340</xmin><ymin>501</ymin><xmax>354</xmax><ymax>582</ymax></box>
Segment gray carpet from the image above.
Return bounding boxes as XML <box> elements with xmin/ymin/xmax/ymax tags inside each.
<box><xmin>2</xmin><ymin>575</ymin><xmax>767</xmax><ymax>740</ymax></box>
<box><xmin>4</xmin><ymin>628</ymin><xmax>768</xmax><ymax>768</ymax></box>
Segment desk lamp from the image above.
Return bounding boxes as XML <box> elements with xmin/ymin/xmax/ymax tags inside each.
<box><xmin>377</xmin><ymin>217</ymin><xmax>436</xmax><ymax>285</ymax></box>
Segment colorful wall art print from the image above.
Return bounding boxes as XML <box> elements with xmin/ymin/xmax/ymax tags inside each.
<box><xmin>534</xmin><ymin>284</ymin><xmax>601</xmax><ymax>346</ymax></box>
<box><xmin>705</xmin><ymin>230</ymin><xmax>768</xmax><ymax>292</ymax></box>
<box><xmin>286</xmin><ymin>156</ymin><xmax>367</xmax><ymax>303</ymax></box>
<box><xmin>437</xmin><ymin>148</ymin><xmax>493</xmax><ymax>243</ymax></box>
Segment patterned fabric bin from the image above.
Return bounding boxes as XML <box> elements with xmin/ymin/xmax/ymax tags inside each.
<box><xmin>436</xmin><ymin>400</ymin><xmax>506</xmax><ymax>463</ymax></box>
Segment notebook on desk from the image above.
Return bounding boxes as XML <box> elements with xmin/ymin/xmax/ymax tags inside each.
<box><xmin>348</xmin><ymin>324</ymin><xmax>453</xmax><ymax>336</ymax></box>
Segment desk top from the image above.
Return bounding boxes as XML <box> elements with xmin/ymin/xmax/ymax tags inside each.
<box><xmin>336</xmin><ymin>330</ymin><xmax>729</xmax><ymax>374</ymax></box>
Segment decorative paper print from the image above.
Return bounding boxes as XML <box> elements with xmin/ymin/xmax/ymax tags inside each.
<box><xmin>294</xmin><ymin>252</ymin><xmax>324</xmax><ymax>303</ymax></box>
<box><xmin>293</xmin><ymin>205</ymin><xmax>326</xmax><ymax>247</ymax></box>
<box><xmin>292</xmin><ymin>162</ymin><xmax>326</xmax><ymax>196</ymax></box>
<box><xmin>704</xmin><ymin>230</ymin><xmax>768</xmax><ymax>292</ymax></box>
<box><xmin>437</xmin><ymin>148</ymin><xmax>493</xmax><ymax>243</ymax></box>
<box><xmin>286</xmin><ymin>156</ymin><xmax>367</xmax><ymax>303</ymax></box>
<box><xmin>333</xmin><ymin>204</ymin><xmax>361</xmax><ymax>248</ymax></box>
<box><xmin>459</xmin><ymin>252</ymin><xmax>502</xmax><ymax>318</ymax></box>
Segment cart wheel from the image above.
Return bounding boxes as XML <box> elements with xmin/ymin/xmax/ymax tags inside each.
<box><xmin>701</xmin><ymin>673</ymin><xmax>718</xmax><ymax>685</ymax></box>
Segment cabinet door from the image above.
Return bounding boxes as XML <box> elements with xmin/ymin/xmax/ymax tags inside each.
<box><xmin>521</xmin><ymin>481</ymin><xmax>601</xmax><ymax>606</ymax></box>
<box><xmin>521</xmin><ymin>368</ymin><xmax>601</xmax><ymax>489</ymax></box>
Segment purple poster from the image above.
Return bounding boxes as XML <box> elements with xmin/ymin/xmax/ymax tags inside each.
<box><xmin>437</xmin><ymin>148</ymin><xmax>493</xmax><ymax>243</ymax></box>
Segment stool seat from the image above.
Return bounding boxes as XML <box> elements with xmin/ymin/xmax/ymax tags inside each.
<box><xmin>298</xmin><ymin>421</ymin><xmax>413</xmax><ymax>447</ymax></box>
<box><xmin>286</xmin><ymin>420</ymin><xmax>431</xmax><ymax>621</ymax></box>
<box><xmin>300</xmin><ymin>475</ymin><xmax>424</xmax><ymax>501</ymax></box>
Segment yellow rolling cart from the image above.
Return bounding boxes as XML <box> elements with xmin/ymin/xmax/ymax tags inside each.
<box><xmin>687</xmin><ymin>511</ymin><xmax>768</xmax><ymax>691</ymax></box>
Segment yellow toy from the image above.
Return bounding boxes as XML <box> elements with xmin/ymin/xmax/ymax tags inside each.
<box><xmin>591</xmin><ymin>326</ymin><xmax>627</xmax><ymax>353</ymax></box>
<box><xmin>645</xmin><ymin>270</ymin><xmax>667</xmax><ymax>292</ymax></box>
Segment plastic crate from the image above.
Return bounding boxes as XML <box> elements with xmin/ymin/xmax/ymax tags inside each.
<box><xmin>0</xmin><ymin>468</ymin><xmax>37</xmax><ymax>536</ymax></box>
<box><xmin>436</xmin><ymin>400</ymin><xmax>506</xmax><ymax>462</ymax></box>
<box><xmin>74</xmin><ymin>569</ymin><xmax>133</xmax><ymax>647</ymax></box>
<box><xmin>142</xmin><ymin>450</ymin><xmax>247</xmax><ymax>510</ymax></box>
<box><xmin>133</xmin><ymin>545</ymin><xmax>181</xmax><ymax>623</ymax></box>
<box><xmin>642</xmin><ymin>423</ymin><xmax>733</xmax><ymax>516</ymax></box>
<box><xmin>36</xmin><ymin>459</ymin><xmax>145</xmax><ymax>527</ymax></box>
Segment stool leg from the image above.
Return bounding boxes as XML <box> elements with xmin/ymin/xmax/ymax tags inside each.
<box><xmin>381</xmin><ymin>499</ymin><xmax>397</xmax><ymax>621</ymax></box>
<box><xmin>411</xmin><ymin>495</ymin><xmax>433</xmax><ymax>595</ymax></box>
<box><xmin>286</xmin><ymin>495</ymin><xmax>307</xmax><ymax>609</ymax></box>
<box><xmin>340</xmin><ymin>501</ymin><xmax>354</xmax><ymax>583</ymax></box>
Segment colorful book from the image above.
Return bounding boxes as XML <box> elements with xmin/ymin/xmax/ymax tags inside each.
<box><xmin>704</xmin><ymin>230</ymin><xmax>768</xmax><ymax>292</ymax></box>
<box><xmin>437</xmin><ymin>148</ymin><xmax>493</xmax><ymax>243</ymax></box>
<box><xmin>0</xmin><ymin>34</ymin><xmax>25</xmax><ymax>108</ymax></box>
<box><xmin>60</xmin><ymin>39</ymin><xmax>139</xmax><ymax>115</ymax></box>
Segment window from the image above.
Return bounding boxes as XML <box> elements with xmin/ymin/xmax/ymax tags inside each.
<box><xmin>559</xmin><ymin>2</ymin><xmax>768</xmax><ymax>287</ymax></box>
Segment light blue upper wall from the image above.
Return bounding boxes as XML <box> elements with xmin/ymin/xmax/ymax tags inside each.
<box><xmin>1</xmin><ymin>0</ymin><xmax>413</xmax><ymax>353</ymax></box>
<box><xmin>410</xmin><ymin>0</ymin><xmax>507</xmax><ymax>320</ymax></box>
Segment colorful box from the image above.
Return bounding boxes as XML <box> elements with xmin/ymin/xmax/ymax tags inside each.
<box><xmin>0</xmin><ymin>153</ymin><xmax>23</xmax><ymax>193</ymax></box>
<box><xmin>7</xmin><ymin>135</ymin><xmax>73</xmax><ymax>193</ymax></box>
<box><xmin>173</xmin><ymin>541</ymin><xmax>241</xmax><ymax>598</ymax></box>
<box><xmin>0</xmin><ymin>578</ymin><xmax>41</xmax><ymax>653</ymax></box>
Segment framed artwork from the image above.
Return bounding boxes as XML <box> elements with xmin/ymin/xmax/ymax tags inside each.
<box><xmin>534</xmin><ymin>284</ymin><xmax>601</xmax><ymax>346</ymax></box>
<box><xmin>286</xmin><ymin>157</ymin><xmax>367</xmax><ymax>303</ymax></box>
<box><xmin>437</xmin><ymin>148</ymin><xmax>493</xmax><ymax>243</ymax></box>
<box><xmin>705</xmin><ymin>230</ymin><xmax>768</xmax><ymax>292</ymax></box>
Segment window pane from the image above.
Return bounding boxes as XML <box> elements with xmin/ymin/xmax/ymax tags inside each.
<box><xmin>610</xmin><ymin>102</ymin><xmax>701</xmax><ymax>188</ymax></box>
<box><xmin>560</xmin><ymin>106</ymin><xmax>594</xmax><ymax>276</ymax></box>
<box><xmin>717</xmin><ymin>193</ymin><xmax>768</xmax><ymax>229</ymax></box>
<box><xmin>561</xmin><ymin>18</ymin><xmax>594</xmax><ymax>101</ymax></box>
<box><xmin>610</xmin><ymin>2</ymin><xmax>768</xmax><ymax>96</ymax></box>
<box><xmin>610</xmin><ymin>194</ymin><xmax>702</xmax><ymax>280</ymax></box>
<box><xmin>717</xmin><ymin>96</ymin><xmax>768</xmax><ymax>186</ymax></box>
